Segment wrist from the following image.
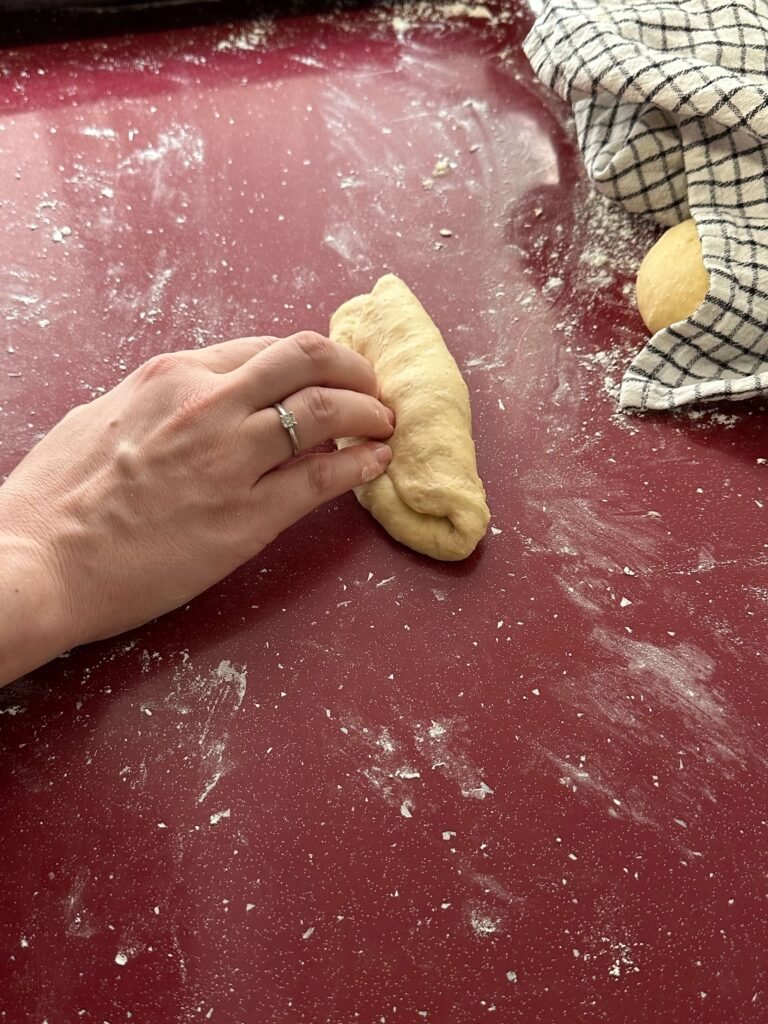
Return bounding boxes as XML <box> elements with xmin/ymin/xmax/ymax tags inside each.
<box><xmin>0</xmin><ymin>523</ymin><xmax>77</xmax><ymax>686</ymax></box>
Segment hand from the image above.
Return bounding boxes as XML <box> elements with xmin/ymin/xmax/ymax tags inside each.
<box><xmin>0</xmin><ymin>332</ymin><xmax>393</xmax><ymax>676</ymax></box>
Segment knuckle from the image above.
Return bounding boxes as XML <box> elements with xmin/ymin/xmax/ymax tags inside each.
<box><xmin>295</xmin><ymin>331</ymin><xmax>331</xmax><ymax>364</ymax></box>
<box><xmin>137</xmin><ymin>351</ymin><xmax>182</xmax><ymax>382</ymax></box>
<box><xmin>304</xmin><ymin>385</ymin><xmax>336</xmax><ymax>425</ymax></box>
<box><xmin>147</xmin><ymin>352</ymin><xmax>179</xmax><ymax>374</ymax></box>
<box><xmin>306</xmin><ymin>456</ymin><xmax>335</xmax><ymax>496</ymax></box>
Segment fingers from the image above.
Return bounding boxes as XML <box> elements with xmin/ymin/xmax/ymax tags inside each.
<box><xmin>251</xmin><ymin>443</ymin><xmax>392</xmax><ymax>543</ymax></box>
<box><xmin>247</xmin><ymin>386</ymin><xmax>395</xmax><ymax>468</ymax></box>
<box><xmin>229</xmin><ymin>331</ymin><xmax>379</xmax><ymax>409</ymax></box>
<box><xmin>188</xmin><ymin>335</ymin><xmax>280</xmax><ymax>373</ymax></box>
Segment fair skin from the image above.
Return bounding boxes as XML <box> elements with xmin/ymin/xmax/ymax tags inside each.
<box><xmin>0</xmin><ymin>331</ymin><xmax>394</xmax><ymax>687</ymax></box>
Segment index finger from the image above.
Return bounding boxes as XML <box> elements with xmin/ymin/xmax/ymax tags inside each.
<box><xmin>186</xmin><ymin>335</ymin><xmax>280</xmax><ymax>373</ymax></box>
<box><xmin>228</xmin><ymin>331</ymin><xmax>379</xmax><ymax>409</ymax></box>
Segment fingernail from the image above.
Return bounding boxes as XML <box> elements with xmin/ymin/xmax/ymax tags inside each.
<box><xmin>361</xmin><ymin>444</ymin><xmax>391</xmax><ymax>482</ymax></box>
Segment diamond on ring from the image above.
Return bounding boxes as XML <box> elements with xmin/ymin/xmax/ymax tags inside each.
<box><xmin>278</xmin><ymin>408</ymin><xmax>297</xmax><ymax>430</ymax></box>
<box><xmin>273</xmin><ymin>402</ymin><xmax>300</xmax><ymax>456</ymax></box>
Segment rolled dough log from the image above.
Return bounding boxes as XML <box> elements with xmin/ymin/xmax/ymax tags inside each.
<box><xmin>330</xmin><ymin>274</ymin><xmax>490</xmax><ymax>561</ymax></box>
<box><xmin>636</xmin><ymin>218</ymin><xmax>710</xmax><ymax>334</ymax></box>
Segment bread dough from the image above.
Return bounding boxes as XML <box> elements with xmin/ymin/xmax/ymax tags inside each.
<box><xmin>330</xmin><ymin>274</ymin><xmax>490</xmax><ymax>561</ymax></box>
<box><xmin>636</xmin><ymin>218</ymin><xmax>710</xmax><ymax>334</ymax></box>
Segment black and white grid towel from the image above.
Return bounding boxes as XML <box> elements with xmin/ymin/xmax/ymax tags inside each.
<box><xmin>523</xmin><ymin>0</ymin><xmax>768</xmax><ymax>411</ymax></box>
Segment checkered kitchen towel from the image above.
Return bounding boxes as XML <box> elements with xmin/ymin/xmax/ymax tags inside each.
<box><xmin>523</xmin><ymin>0</ymin><xmax>768</xmax><ymax>411</ymax></box>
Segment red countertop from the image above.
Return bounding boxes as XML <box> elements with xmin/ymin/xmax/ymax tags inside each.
<box><xmin>1</xmin><ymin>3</ymin><xmax>767</xmax><ymax>1022</ymax></box>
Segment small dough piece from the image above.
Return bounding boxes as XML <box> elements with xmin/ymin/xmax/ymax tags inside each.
<box><xmin>330</xmin><ymin>274</ymin><xmax>490</xmax><ymax>561</ymax></box>
<box><xmin>636</xmin><ymin>218</ymin><xmax>710</xmax><ymax>334</ymax></box>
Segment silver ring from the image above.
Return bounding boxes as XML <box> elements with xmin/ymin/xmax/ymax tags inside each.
<box><xmin>273</xmin><ymin>402</ymin><xmax>300</xmax><ymax>456</ymax></box>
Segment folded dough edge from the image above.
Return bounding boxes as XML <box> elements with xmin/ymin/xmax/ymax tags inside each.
<box><xmin>330</xmin><ymin>274</ymin><xmax>490</xmax><ymax>561</ymax></box>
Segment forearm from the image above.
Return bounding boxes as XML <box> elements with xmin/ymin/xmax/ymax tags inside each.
<box><xmin>0</xmin><ymin>525</ymin><xmax>72</xmax><ymax>687</ymax></box>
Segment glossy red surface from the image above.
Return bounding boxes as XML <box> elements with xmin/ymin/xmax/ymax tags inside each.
<box><xmin>2</xmin><ymin>4</ymin><xmax>768</xmax><ymax>1022</ymax></box>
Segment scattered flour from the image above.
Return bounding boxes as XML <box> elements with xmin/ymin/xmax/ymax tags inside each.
<box><xmin>469</xmin><ymin>906</ymin><xmax>502</xmax><ymax>937</ymax></box>
<box><xmin>215</xmin><ymin>19</ymin><xmax>273</xmax><ymax>52</ymax></box>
